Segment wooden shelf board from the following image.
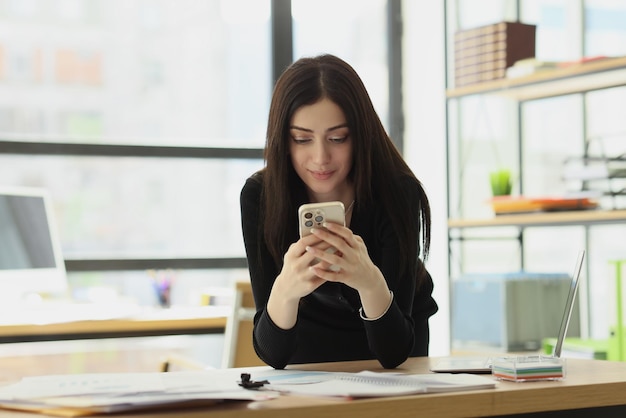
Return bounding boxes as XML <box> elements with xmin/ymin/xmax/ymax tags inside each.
<box><xmin>448</xmin><ymin>209</ymin><xmax>626</xmax><ymax>229</ymax></box>
<box><xmin>447</xmin><ymin>56</ymin><xmax>626</xmax><ymax>100</ymax></box>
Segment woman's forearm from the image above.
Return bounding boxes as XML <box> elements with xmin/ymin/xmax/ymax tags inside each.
<box><xmin>266</xmin><ymin>276</ymin><xmax>301</xmax><ymax>329</ymax></box>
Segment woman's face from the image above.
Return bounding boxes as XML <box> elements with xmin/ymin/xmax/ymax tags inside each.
<box><xmin>289</xmin><ymin>98</ymin><xmax>353</xmax><ymax>202</ymax></box>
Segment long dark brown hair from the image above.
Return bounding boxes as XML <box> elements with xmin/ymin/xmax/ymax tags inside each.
<box><xmin>260</xmin><ymin>54</ymin><xmax>430</xmax><ymax>280</ymax></box>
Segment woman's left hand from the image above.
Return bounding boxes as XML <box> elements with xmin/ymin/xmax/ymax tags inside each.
<box><xmin>306</xmin><ymin>223</ymin><xmax>385</xmax><ymax>294</ymax></box>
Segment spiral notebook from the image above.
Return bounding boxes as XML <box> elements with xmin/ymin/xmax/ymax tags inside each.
<box><xmin>430</xmin><ymin>250</ymin><xmax>585</xmax><ymax>374</ymax></box>
<box><xmin>262</xmin><ymin>370</ymin><xmax>495</xmax><ymax>398</ymax></box>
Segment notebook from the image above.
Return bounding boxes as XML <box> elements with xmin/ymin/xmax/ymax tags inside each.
<box><xmin>430</xmin><ymin>250</ymin><xmax>585</xmax><ymax>374</ymax></box>
<box><xmin>261</xmin><ymin>370</ymin><xmax>495</xmax><ymax>398</ymax></box>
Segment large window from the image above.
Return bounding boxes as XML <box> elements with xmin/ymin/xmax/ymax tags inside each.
<box><xmin>0</xmin><ymin>0</ymin><xmax>394</xmax><ymax>307</ymax></box>
<box><xmin>0</xmin><ymin>0</ymin><xmax>271</xmax><ymax>304</ymax></box>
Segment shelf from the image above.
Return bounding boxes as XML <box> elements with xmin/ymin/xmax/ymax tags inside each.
<box><xmin>446</xmin><ymin>56</ymin><xmax>626</xmax><ymax>101</ymax></box>
<box><xmin>448</xmin><ymin>209</ymin><xmax>626</xmax><ymax>229</ymax></box>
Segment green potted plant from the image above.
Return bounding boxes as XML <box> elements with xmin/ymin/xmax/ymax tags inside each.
<box><xmin>489</xmin><ymin>168</ymin><xmax>512</xmax><ymax>196</ymax></box>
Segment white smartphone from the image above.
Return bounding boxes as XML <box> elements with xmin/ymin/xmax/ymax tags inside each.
<box><xmin>298</xmin><ymin>201</ymin><xmax>346</xmax><ymax>238</ymax></box>
<box><xmin>298</xmin><ymin>201</ymin><xmax>346</xmax><ymax>271</ymax></box>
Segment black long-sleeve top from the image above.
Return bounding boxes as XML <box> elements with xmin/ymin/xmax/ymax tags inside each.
<box><xmin>240</xmin><ymin>174</ymin><xmax>438</xmax><ymax>369</ymax></box>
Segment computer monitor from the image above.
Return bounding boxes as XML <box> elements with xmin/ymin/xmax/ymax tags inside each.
<box><xmin>0</xmin><ymin>186</ymin><xmax>68</xmax><ymax>304</ymax></box>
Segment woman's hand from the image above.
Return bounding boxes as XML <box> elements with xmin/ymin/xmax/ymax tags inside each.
<box><xmin>306</xmin><ymin>222</ymin><xmax>392</xmax><ymax>319</ymax></box>
<box><xmin>304</xmin><ymin>222</ymin><xmax>378</xmax><ymax>289</ymax></box>
<box><xmin>266</xmin><ymin>233</ymin><xmax>328</xmax><ymax>329</ymax></box>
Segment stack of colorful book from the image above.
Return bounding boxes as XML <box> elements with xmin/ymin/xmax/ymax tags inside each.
<box><xmin>491</xmin><ymin>356</ymin><xmax>565</xmax><ymax>382</ymax></box>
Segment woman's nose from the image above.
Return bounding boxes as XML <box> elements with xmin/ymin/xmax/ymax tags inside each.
<box><xmin>311</xmin><ymin>141</ymin><xmax>330</xmax><ymax>163</ymax></box>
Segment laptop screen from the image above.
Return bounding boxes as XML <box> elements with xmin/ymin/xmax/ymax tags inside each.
<box><xmin>553</xmin><ymin>250</ymin><xmax>585</xmax><ymax>358</ymax></box>
<box><xmin>0</xmin><ymin>194</ymin><xmax>56</xmax><ymax>269</ymax></box>
<box><xmin>0</xmin><ymin>187</ymin><xmax>68</xmax><ymax>302</ymax></box>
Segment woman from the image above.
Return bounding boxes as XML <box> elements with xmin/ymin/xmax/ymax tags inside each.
<box><xmin>240</xmin><ymin>54</ymin><xmax>437</xmax><ymax>369</ymax></box>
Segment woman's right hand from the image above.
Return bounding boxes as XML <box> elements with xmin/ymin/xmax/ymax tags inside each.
<box><xmin>278</xmin><ymin>233</ymin><xmax>329</xmax><ymax>299</ymax></box>
<box><xmin>266</xmin><ymin>234</ymin><xmax>328</xmax><ymax>329</ymax></box>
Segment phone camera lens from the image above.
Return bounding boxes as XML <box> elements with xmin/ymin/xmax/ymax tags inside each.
<box><xmin>314</xmin><ymin>215</ymin><xmax>324</xmax><ymax>223</ymax></box>
<box><xmin>304</xmin><ymin>212</ymin><xmax>313</xmax><ymax>219</ymax></box>
<box><xmin>305</xmin><ymin>220</ymin><xmax>313</xmax><ymax>227</ymax></box>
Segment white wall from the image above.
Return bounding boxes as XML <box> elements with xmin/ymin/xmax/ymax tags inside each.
<box><xmin>402</xmin><ymin>1</ymin><xmax>450</xmax><ymax>355</ymax></box>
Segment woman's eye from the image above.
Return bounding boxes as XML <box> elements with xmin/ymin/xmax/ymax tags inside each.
<box><xmin>329</xmin><ymin>135</ymin><xmax>349</xmax><ymax>144</ymax></box>
<box><xmin>292</xmin><ymin>137</ymin><xmax>311</xmax><ymax>144</ymax></box>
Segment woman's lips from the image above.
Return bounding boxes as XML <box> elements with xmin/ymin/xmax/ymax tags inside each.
<box><xmin>310</xmin><ymin>170</ymin><xmax>334</xmax><ymax>180</ymax></box>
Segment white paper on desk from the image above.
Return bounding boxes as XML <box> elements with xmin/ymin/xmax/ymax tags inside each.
<box><xmin>0</xmin><ymin>371</ymin><xmax>277</xmax><ymax>415</ymax></box>
<box><xmin>403</xmin><ymin>372</ymin><xmax>496</xmax><ymax>393</ymax></box>
<box><xmin>264</xmin><ymin>371</ymin><xmax>495</xmax><ymax>398</ymax></box>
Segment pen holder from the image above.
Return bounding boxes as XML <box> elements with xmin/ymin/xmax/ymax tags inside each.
<box><xmin>148</xmin><ymin>269</ymin><xmax>174</xmax><ymax>308</ymax></box>
<box><xmin>491</xmin><ymin>356</ymin><xmax>566</xmax><ymax>382</ymax></box>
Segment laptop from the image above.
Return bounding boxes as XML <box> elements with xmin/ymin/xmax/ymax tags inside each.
<box><xmin>430</xmin><ymin>250</ymin><xmax>585</xmax><ymax>374</ymax></box>
<box><xmin>0</xmin><ymin>186</ymin><xmax>69</xmax><ymax>304</ymax></box>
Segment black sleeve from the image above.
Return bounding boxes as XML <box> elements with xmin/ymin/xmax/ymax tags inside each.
<box><xmin>411</xmin><ymin>263</ymin><xmax>438</xmax><ymax>356</ymax></box>
<box><xmin>360</xmin><ymin>180</ymin><xmax>437</xmax><ymax>367</ymax></box>
<box><xmin>359</xmin><ymin>202</ymin><xmax>417</xmax><ymax>368</ymax></box>
<box><xmin>240</xmin><ymin>175</ymin><xmax>296</xmax><ymax>369</ymax></box>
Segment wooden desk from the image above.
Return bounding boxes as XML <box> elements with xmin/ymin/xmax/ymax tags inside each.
<box><xmin>0</xmin><ymin>306</ymin><xmax>228</xmax><ymax>343</ymax></box>
<box><xmin>0</xmin><ymin>356</ymin><xmax>624</xmax><ymax>417</ymax></box>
